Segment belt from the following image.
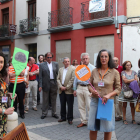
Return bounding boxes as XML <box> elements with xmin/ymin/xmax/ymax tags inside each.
<box><xmin>29</xmin><ymin>80</ymin><xmax>36</xmax><ymax>81</ymax></box>
<box><xmin>50</xmin><ymin>79</ymin><xmax>54</xmax><ymax>81</ymax></box>
<box><xmin>78</xmin><ymin>84</ymin><xmax>88</xmax><ymax>87</ymax></box>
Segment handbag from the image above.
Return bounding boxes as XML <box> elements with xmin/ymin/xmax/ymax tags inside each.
<box><xmin>135</xmin><ymin>99</ymin><xmax>140</xmax><ymax>112</ymax></box>
<box><xmin>124</xmin><ymin>90</ymin><xmax>133</xmax><ymax>98</ymax></box>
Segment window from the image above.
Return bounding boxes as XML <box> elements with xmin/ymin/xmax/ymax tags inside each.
<box><xmin>28</xmin><ymin>44</ymin><xmax>37</xmax><ymax>62</ymax></box>
<box><xmin>2</xmin><ymin>8</ymin><xmax>9</xmax><ymax>25</ymax></box>
<box><xmin>28</xmin><ymin>0</ymin><xmax>36</xmax><ymax>19</ymax></box>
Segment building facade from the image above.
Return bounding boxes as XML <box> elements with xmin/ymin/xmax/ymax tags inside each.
<box><xmin>48</xmin><ymin>0</ymin><xmax>127</xmax><ymax>67</ymax></box>
<box><xmin>15</xmin><ymin>0</ymin><xmax>51</xmax><ymax>62</ymax></box>
<box><xmin>0</xmin><ymin>0</ymin><xmax>16</xmax><ymax>62</ymax></box>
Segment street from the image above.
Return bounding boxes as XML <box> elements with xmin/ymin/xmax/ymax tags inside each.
<box><xmin>17</xmin><ymin>94</ymin><xmax>140</xmax><ymax>140</ymax></box>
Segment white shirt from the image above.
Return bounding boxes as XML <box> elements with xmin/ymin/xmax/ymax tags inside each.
<box><xmin>62</xmin><ymin>67</ymin><xmax>68</xmax><ymax>85</ymax></box>
<box><xmin>24</xmin><ymin>66</ymin><xmax>29</xmax><ymax>81</ymax></box>
<box><xmin>47</xmin><ymin>62</ymin><xmax>54</xmax><ymax>79</ymax></box>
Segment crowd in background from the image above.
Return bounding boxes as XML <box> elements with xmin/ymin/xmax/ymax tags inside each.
<box><xmin>0</xmin><ymin>49</ymin><xmax>140</xmax><ymax>139</ymax></box>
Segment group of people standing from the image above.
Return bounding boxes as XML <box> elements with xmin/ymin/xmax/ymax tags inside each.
<box><xmin>0</xmin><ymin>48</ymin><xmax>140</xmax><ymax>140</ymax></box>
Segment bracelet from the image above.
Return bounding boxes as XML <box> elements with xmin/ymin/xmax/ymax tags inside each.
<box><xmin>2</xmin><ymin>109</ymin><xmax>5</xmax><ymax>115</ymax></box>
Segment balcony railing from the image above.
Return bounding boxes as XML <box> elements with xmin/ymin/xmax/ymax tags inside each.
<box><xmin>0</xmin><ymin>0</ymin><xmax>12</xmax><ymax>4</ymax></box>
<box><xmin>19</xmin><ymin>17</ymin><xmax>40</xmax><ymax>36</ymax></box>
<box><xmin>0</xmin><ymin>24</ymin><xmax>9</xmax><ymax>37</ymax></box>
<box><xmin>48</xmin><ymin>7</ymin><xmax>73</xmax><ymax>29</ymax></box>
<box><xmin>0</xmin><ymin>24</ymin><xmax>16</xmax><ymax>41</ymax></box>
<box><xmin>81</xmin><ymin>0</ymin><xmax>113</xmax><ymax>22</ymax></box>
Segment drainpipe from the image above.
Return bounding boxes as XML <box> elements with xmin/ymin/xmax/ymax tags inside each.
<box><xmin>12</xmin><ymin>0</ymin><xmax>14</xmax><ymax>24</ymax></box>
<box><xmin>115</xmin><ymin>0</ymin><xmax>118</xmax><ymax>28</ymax></box>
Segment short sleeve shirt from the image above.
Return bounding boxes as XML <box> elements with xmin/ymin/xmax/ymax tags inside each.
<box><xmin>27</xmin><ymin>64</ymin><xmax>39</xmax><ymax>80</ymax></box>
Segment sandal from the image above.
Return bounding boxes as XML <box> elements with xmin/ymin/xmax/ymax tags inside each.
<box><xmin>123</xmin><ymin>120</ymin><xmax>128</xmax><ymax>125</ymax></box>
<box><xmin>132</xmin><ymin>120</ymin><xmax>136</xmax><ymax>124</ymax></box>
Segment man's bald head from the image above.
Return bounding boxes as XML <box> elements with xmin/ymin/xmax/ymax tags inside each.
<box><xmin>29</xmin><ymin>57</ymin><xmax>35</xmax><ymax>65</ymax></box>
<box><xmin>113</xmin><ymin>57</ymin><xmax>119</xmax><ymax>67</ymax></box>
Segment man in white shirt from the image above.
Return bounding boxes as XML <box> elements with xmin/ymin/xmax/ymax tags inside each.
<box><xmin>57</xmin><ymin>57</ymin><xmax>75</xmax><ymax>124</ymax></box>
<box><xmin>39</xmin><ymin>52</ymin><xmax>59</xmax><ymax>119</ymax></box>
<box><xmin>73</xmin><ymin>53</ymin><xmax>95</xmax><ymax>128</ymax></box>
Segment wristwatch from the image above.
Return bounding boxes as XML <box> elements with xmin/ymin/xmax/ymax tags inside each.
<box><xmin>33</xmin><ymin>72</ymin><xmax>35</xmax><ymax>75</ymax></box>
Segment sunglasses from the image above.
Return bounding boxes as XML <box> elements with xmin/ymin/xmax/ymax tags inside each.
<box><xmin>47</xmin><ymin>57</ymin><xmax>52</xmax><ymax>59</ymax></box>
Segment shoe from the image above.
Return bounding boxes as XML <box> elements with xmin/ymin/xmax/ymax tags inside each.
<box><xmin>52</xmin><ymin>114</ymin><xmax>59</xmax><ymax>119</ymax></box>
<box><xmin>20</xmin><ymin>114</ymin><xmax>25</xmax><ymax>119</ymax></box>
<box><xmin>24</xmin><ymin>111</ymin><xmax>28</xmax><ymax>114</ymax></box>
<box><xmin>58</xmin><ymin>119</ymin><xmax>66</xmax><ymax>122</ymax></box>
<box><xmin>68</xmin><ymin>121</ymin><xmax>73</xmax><ymax>125</ymax></box>
<box><xmin>32</xmin><ymin>107</ymin><xmax>38</xmax><ymax>111</ymax></box>
<box><xmin>77</xmin><ymin>123</ymin><xmax>87</xmax><ymax>128</ymax></box>
<box><xmin>25</xmin><ymin>107</ymin><xmax>29</xmax><ymax>111</ymax></box>
<box><xmin>115</xmin><ymin>117</ymin><xmax>122</xmax><ymax>121</ymax></box>
<box><xmin>41</xmin><ymin>115</ymin><xmax>46</xmax><ymax>119</ymax></box>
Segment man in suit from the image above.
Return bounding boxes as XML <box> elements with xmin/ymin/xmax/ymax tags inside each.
<box><xmin>39</xmin><ymin>52</ymin><xmax>59</xmax><ymax>119</ymax></box>
<box><xmin>57</xmin><ymin>57</ymin><xmax>75</xmax><ymax>125</ymax></box>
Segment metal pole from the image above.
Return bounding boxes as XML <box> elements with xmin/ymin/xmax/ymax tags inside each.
<box><xmin>12</xmin><ymin>0</ymin><xmax>14</xmax><ymax>24</ymax></box>
<box><xmin>115</xmin><ymin>0</ymin><xmax>118</xmax><ymax>28</ymax></box>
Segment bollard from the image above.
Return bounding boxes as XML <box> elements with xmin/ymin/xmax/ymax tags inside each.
<box><xmin>7</xmin><ymin>111</ymin><xmax>18</xmax><ymax>132</ymax></box>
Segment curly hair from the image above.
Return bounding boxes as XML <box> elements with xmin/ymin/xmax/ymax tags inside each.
<box><xmin>122</xmin><ymin>61</ymin><xmax>132</xmax><ymax>70</ymax></box>
<box><xmin>0</xmin><ymin>52</ymin><xmax>7</xmax><ymax>78</ymax></box>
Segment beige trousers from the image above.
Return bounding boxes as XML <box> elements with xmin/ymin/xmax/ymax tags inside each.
<box><xmin>25</xmin><ymin>80</ymin><xmax>37</xmax><ymax>108</ymax></box>
<box><xmin>76</xmin><ymin>85</ymin><xmax>91</xmax><ymax>124</ymax></box>
<box><xmin>114</xmin><ymin>96</ymin><xmax>122</xmax><ymax>118</ymax></box>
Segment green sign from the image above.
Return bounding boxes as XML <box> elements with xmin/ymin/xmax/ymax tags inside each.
<box><xmin>11</xmin><ymin>47</ymin><xmax>29</xmax><ymax>107</ymax></box>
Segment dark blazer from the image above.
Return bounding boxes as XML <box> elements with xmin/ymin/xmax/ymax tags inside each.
<box><xmin>39</xmin><ymin>61</ymin><xmax>59</xmax><ymax>92</ymax></box>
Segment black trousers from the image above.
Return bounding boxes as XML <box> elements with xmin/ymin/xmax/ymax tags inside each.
<box><xmin>59</xmin><ymin>91</ymin><xmax>74</xmax><ymax>121</ymax></box>
<box><xmin>37</xmin><ymin>81</ymin><xmax>40</xmax><ymax>103</ymax></box>
<box><xmin>9</xmin><ymin>82</ymin><xmax>25</xmax><ymax>115</ymax></box>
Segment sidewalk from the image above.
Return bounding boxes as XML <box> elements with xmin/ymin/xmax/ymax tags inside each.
<box><xmin>18</xmin><ymin>94</ymin><xmax>140</xmax><ymax>140</ymax></box>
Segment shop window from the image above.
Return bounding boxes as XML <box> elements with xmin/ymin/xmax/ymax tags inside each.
<box><xmin>2</xmin><ymin>8</ymin><xmax>9</xmax><ymax>25</ymax></box>
<box><xmin>28</xmin><ymin>44</ymin><xmax>37</xmax><ymax>63</ymax></box>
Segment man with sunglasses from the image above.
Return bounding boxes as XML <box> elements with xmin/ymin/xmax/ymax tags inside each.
<box><xmin>39</xmin><ymin>52</ymin><xmax>59</xmax><ymax>119</ymax></box>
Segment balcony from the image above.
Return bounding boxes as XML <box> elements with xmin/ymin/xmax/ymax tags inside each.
<box><xmin>47</xmin><ymin>7</ymin><xmax>73</xmax><ymax>33</ymax></box>
<box><xmin>0</xmin><ymin>0</ymin><xmax>12</xmax><ymax>4</ymax></box>
<box><xmin>19</xmin><ymin>17</ymin><xmax>40</xmax><ymax>37</ymax></box>
<box><xmin>0</xmin><ymin>24</ymin><xmax>16</xmax><ymax>41</ymax></box>
<box><xmin>81</xmin><ymin>0</ymin><xmax>114</xmax><ymax>28</ymax></box>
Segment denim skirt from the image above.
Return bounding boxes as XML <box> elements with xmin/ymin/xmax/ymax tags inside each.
<box><xmin>88</xmin><ymin>98</ymin><xmax>115</xmax><ymax>132</ymax></box>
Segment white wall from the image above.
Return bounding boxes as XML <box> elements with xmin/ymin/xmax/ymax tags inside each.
<box><xmin>15</xmin><ymin>35</ymin><xmax>50</xmax><ymax>58</ymax></box>
<box><xmin>15</xmin><ymin>0</ymin><xmax>51</xmax><ymax>62</ymax></box>
<box><xmin>16</xmin><ymin>0</ymin><xmax>51</xmax><ymax>32</ymax></box>
<box><xmin>123</xmin><ymin>24</ymin><xmax>140</xmax><ymax>73</ymax></box>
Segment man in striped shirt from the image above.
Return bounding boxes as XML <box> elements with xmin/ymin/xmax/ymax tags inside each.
<box><xmin>9</xmin><ymin>65</ymin><xmax>26</xmax><ymax>119</ymax></box>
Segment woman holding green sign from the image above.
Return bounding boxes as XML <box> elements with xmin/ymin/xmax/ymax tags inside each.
<box><xmin>88</xmin><ymin>49</ymin><xmax>121</xmax><ymax>140</ymax></box>
<box><xmin>0</xmin><ymin>52</ymin><xmax>16</xmax><ymax>138</ymax></box>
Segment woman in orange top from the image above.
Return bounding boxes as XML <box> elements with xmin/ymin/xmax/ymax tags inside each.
<box><xmin>0</xmin><ymin>52</ymin><xmax>16</xmax><ymax>138</ymax></box>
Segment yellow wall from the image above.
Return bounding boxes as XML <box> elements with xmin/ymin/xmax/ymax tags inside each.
<box><xmin>127</xmin><ymin>0</ymin><xmax>140</xmax><ymax>17</ymax></box>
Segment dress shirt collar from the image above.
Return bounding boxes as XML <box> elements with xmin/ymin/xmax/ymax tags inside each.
<box><xmin>47</xmin><ymin>62</ymin><xmax>52</xmax><ymax>65</ymax></box>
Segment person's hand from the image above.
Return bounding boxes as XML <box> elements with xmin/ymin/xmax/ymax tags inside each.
<box><xmin>9</xmin><ymin>93</ymin><xmax>17</xmax><ymax>101</ymax></box>
<box><xmin>73</xmin><ymin>91</ymin><xmax>77</xmax><ymax>97</ymax></box>
<box><xmin>61</xmin><ymin>86</ymin><xmax>66</xmax><ymax>91</ymax></box>
<box><xmin>26</xmin><ymin>84</ymin><xmax>28</xmax><ymax>88</ymax></box>
<box><xmin>102</xmin><ymin>94</ymin><xmax>111</xmax><ymax>104</ymax></box>
<box><xmin>39</xmin><ymin>87</ymin><xmax>42</xmax><ymax>92</ymax></box>
<box><xmin>29</xmin><ymin>72</ymin><xmax>33</xmax><ymax>76</ymax></box>
<box><xmin>20</xmin><ymin>71</ymin><xmax>24</xmax><ymax>76</ymax></box>
<box><xmin>4</xmin><ymin>107</ymin><xmax>15</xmax><ymax>115</ymax></box>
<box><xmin>91</xmin><ymin>90</ymin><xmax>99</xmax><ymax>98</ymax></box>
